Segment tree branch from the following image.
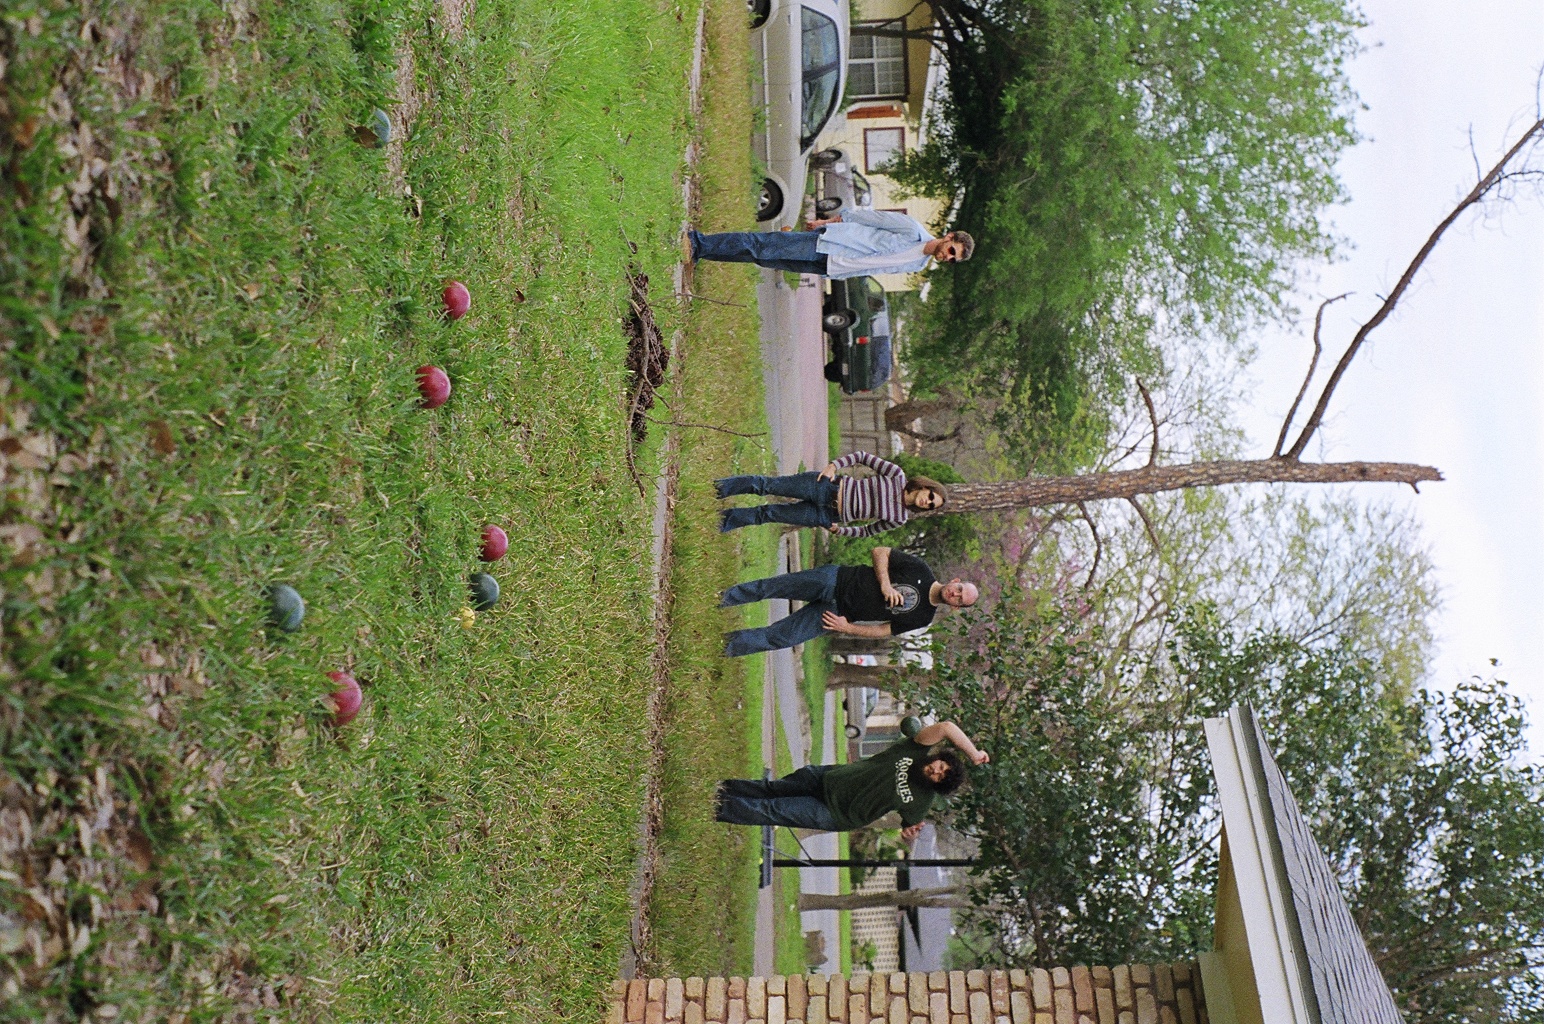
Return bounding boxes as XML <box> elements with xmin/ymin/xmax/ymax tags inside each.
<box><xmin>1076</xmin><ymin>502</ymin><xmax>1102</xmax><ymax>590</ymax></box>
<box><xmin>1284</xmin><ymin>115</ymin><xmax>1544</xmax><ymax>459</ymax></box>
<box><xmin>1274</xmin><ymin>292</ymin><xmax>1349</xmax><ymax>457</ymax></box>
<box><xmin>1128</xmin><ymin>496</ymin><xmax>1161</xmax><ymax>553</ymax></box>
<box><xmin>1137</xmin><ymin>379</ymin><xmax>1160</xmax><ymax>467</ymax></box>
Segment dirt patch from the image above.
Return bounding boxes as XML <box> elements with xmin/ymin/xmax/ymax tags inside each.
<box><xmin>385</xmin><ymin>44</ymin><xmax>424</xmax><ymax>194</ymax></box>
<box><xmin>623</xmin><ymin>271</ymin><xmax>669</xmax><ymax>443</ymax></box>
<box><xmin>437</xmin><ymin>0</ymin><xmax>475</xmax><ymax>40</ymax></box>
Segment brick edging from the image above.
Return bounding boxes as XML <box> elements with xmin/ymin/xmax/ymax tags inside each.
<box><xmin>608</xmin><ymin>963</ymin><xmax>1208</xmax><ymax>1024</ymax></box>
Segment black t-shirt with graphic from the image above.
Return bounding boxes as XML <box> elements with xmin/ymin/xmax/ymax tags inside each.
<box><xmin>820</xmin><ymin>738</ymin><xmax>938</xmax><ymax>829</ymax></box>
<box><xmin>834</xmin><ymin>551</ymin><xmax>937</xmax><ymax>635</ymax></box>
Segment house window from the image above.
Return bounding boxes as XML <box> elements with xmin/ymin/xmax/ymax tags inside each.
<box><xmin>864</xmin><ymin>127</ymin><xmax>905</xmax><ymax>173</ymax></box>
<box><xmin>849</xmin><ymin>21</ymin><xmax>907</xmax><ymax>100</ymax></box>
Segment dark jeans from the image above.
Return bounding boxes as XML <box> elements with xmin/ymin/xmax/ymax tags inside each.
<box><xmin>690</xmin><ymin>229</ymin><xmax>830</xmax><ymax>276</ymax></box>
<box><xmin>721</xmin><ymin>564</ymin><xmax>840</xmax><ymax>657</ymax></box>
<box><xmin>716</xmin><ymin>472</ymin><xmax>839</xmax><ymax>532</ymax></box>
<box><xmin>716</xmin><ymin>765</ymin><xmax>841</xmax><ymax>830</ymax></box>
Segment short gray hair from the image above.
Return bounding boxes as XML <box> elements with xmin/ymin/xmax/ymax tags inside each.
<box><xmin>950</xmin><ymin>230</ymin><xmax>976</xmax><ymax>261</ymax></box>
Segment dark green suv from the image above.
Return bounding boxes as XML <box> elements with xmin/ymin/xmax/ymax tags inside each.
<box><xmin>822</xmin><ymin>275</ymin><xmax>892</xmax><ymax>394</ymax></box>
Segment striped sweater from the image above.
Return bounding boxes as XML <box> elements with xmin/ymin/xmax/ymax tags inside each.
<box><xmin>832</xmin><ymin>451</ymin><xmax>909</xmax><ymax>538</ymax></box>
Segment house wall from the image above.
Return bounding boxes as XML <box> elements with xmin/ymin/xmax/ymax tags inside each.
<box><xmin>1210</xmin><ymin>833</ymin><xmax>1263</xmax><ymax>1024</ymax></box>
<box><xmin>607</xmin><ymin>964</ymin><xmax>1209</xmax><ymax>1024</ymax></box>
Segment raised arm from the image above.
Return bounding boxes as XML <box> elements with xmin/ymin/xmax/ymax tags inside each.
<box><xmin>912</xmin><ymin>721</ymin><xmax>990</xmax><ymax>765</ymax></box>
<box><xmin>834</xmin><ymin>450</ymin><xmax>904</xmax><ymax>478</ymax></box>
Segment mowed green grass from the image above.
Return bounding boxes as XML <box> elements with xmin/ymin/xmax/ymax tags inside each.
<box><xmin>0</xmin><ymin>0</ymin><xmax>763</xmax><ymax>1019</ymax></box>
<box><xmin>645</xmin><ymin>0</ymin><xmax>774</xmax><ymax>976</ymax></box>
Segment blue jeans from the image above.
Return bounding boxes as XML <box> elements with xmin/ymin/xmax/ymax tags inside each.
<box><xmin>716</xmin><ymin>472</ymin><xmax>839</xmax><ymax>532</ymax></box>
<box><xmin>691</xmin><ymin>229</ymin><xmax>830</xmax><ymax>276</ymax></box>
<box><xmin>716</xmin><ymin>765</ymin><xmax>841</xmax><ymax>830</ymax></box>
<box><xmin>721</xmin><ymin>564</ymin><xmax>839</xmax><ymax>657</ymax></box>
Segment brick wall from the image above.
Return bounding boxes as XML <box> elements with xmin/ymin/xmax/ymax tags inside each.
<box><xmin>607</xmin><ymin>964</ymin><xmax>1208</xmax><ymax>1024</ymax></box>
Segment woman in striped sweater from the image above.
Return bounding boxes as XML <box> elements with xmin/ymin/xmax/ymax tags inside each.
<box><xmin>715</xmin><ymin>451</ymin><xmax>947</xmax><ymax>537</ymax></box>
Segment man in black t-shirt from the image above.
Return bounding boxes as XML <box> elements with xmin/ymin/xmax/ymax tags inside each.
<box><xmin>715</xmin><ymin>720</ymin><xmax>990</xmax><ymax>832</ymax></box>
<box><xmin>721</xmin><ymin>546</ymin><xmax>979</xmax><ymax>657</ymax></box>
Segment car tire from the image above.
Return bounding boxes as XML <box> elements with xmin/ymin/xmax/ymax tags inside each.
<box><xmin>823</xmin><ymin>309</ymin><xmax>855</xmax><ymax>331</ymax></box>
<box><xmin>756</xmin><ymin>178</ymin><xmax>783</xmax><ymax>221</ymax></box>
<box><xmin>815</xmin><ymin>196</ymin><xmax>843</xmax><ymax>214</ymax></box>
<box><xmin>746</xmin><ymin>0</ymin><xmax>770</xmax><ymax>28</ymax></box>
<box><xmin>845</xmin><ymin>724</ymin><xmax>861</xmax><ymax>739</ymax></box>
<box><xmin>824</xmin><ymin>360</ymin><xmax>843</xmax><ymax>384</ymax></box>
<box><xmin>813</xmin><ymin>148</ymin><xmax>843</xmax><ymax>168</ymax></box>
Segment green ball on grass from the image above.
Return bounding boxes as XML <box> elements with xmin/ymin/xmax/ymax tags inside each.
<box><xmin>468</xmin><ymin>572</ymin><xmax>500</xmax><ymax>611</ymax></box>
<box><xmin>267</xmin><ymin>585</ymin><xmax>305</xmax><ymax>633</ymax></box>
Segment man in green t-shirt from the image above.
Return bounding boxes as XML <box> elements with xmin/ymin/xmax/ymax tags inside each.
<box><xmin>715</xmin><ymin>721</ymin><xmax>990</xmax><ymax>834</ymax></box>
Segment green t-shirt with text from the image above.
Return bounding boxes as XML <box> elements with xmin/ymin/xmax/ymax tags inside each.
<box><xmin>821</xmin><ymin>738</ymin><xmax>937</xmax><ymax>830</ymax></box>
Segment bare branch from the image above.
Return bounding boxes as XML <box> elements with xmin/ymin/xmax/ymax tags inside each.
<box><xmin>1076</xmin><ymin>501</ymin><xmax>1103</xmax><ymax>590</ymax></box>
<box><xmin>1284</xmin><ymin>115</ymin><xmax>1544</xmax><ymax>459</ymax></box>
<box><xmin>642</xmin><ymin>413</ymin><xmax>768</xmax><ymax>440</ymax></box>
<box><xmin>1274</xmin><ymin>292</ymin><xmax>1349</xmax><ymax>457</ymax></box>
<box><xmin>1128</xmin><ymin>496</ymin><xmax>1161</xmax><ymax>553</ymax></box>
<box><xmin>1136</xmin><ymin>379</ymin><xmax>1160</xmax><ymax>466</ymax></box>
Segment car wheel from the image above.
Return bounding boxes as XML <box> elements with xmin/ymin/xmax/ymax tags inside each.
<box><xmin>756</xmin><ymin>178</ymin><xmax>783</xmax><ymax>221</ymax></box>
<box><xmin>812</xmin><ymin>148</ymin><xmax>843</xmax><ymax>168</ymax></box>
<box><xmin>815</xmin><ymin>196</ymin><xmax>843</xmax><ymax>214</ymax></box>
<box><xmin>823</xmin><ymin>309</ymin><xmax>855</xmax><ymax>331</ymax></box>
<box><xmin>824</xmin><ymin>360</ymin><xmax>843</xmax><ymax>384</ymax></box>
<box><xmin>746</xmin><ymin>0</ymin><xmax>770</xmax><ymax>27</ymax></box>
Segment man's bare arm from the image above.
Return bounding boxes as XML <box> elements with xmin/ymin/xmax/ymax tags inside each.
<box><xmin>821</xmin><ymin>612</ymin><xmax>891</xmax><ymax>639</ymax></box>
<box><xmin>871</xmin><ymin>546</ymin><xmax>904</xmax><ymax>606</ymax></box>
<box><xmin>912</xmin><ymin>721</ymin><xmax>990</xmax><ymax>765</ymax></box>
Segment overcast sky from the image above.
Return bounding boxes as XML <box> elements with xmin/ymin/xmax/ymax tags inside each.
<box><xmin>1239</xmin><ymin>1</ymin><xmax>1544</xmax><ymax>751</ymax></box>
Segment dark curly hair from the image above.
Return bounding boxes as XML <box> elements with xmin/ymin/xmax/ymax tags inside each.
<box><xmin>922</xmin><ymin>750</ymin><xmax>966</xmax><ymax>795</ymax></box>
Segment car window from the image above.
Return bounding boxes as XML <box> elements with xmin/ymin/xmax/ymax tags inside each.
<box><xmin>800</xmin><ymin>7</ymin><xmax>842</xmax><ymax>147</ymax></box>
<box><xmin>864</xmin><ymin>278</ymin><xmax>886</xmax><ymax>312</ymax></box>
<box><xmin>851</xmin><ymin>170</ymin><xmax>872</xmax><ymax>205</ymax></box>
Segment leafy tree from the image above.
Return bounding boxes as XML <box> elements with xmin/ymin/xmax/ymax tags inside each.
<box><xmin>883</xmin><ymin>0</ymin><xmax>1365</xmax><ymax>463</ymax></box>
<box><xmin>915</xmin><ymin>599</ymin><xmax>1544</xmax><ymax>1022</ymax></box>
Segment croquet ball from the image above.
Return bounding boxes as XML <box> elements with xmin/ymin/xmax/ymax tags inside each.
<box><xmin>267</xmin><ymin>584</ymin><xmax>306</xmax><ymax>633</ymax></box>
<box><xmin>468</xmin><ymin>572</ymin><xmax>500</xmax><ymax>611</ymax></box>
<box><xmin>480</xmin><ymin>525</ymin><xmax>509</xmax><ymax>562</ymax></box>
<box><xmin>442</xmin><ymin>280</ymin><xmax>471</xmax><ymax>320</ymax></box>
<box><xmin>416</xmin><ymin>365</ymin><xmax>451</xmax><ymax>408</ymax></box>
<box><xmin>327</xmin><ymin>670</ymin><xmax>363</xmax><ymax>726</ymax></box>
<box><xmin>900</xmin><ymin>715</ymin><xmax>923</xmax><ymax>739</ymax></box>
<box><xmin>371</xmin><ymin>109</ymin><xmax>391</xmax><ymax>148</ymax></box>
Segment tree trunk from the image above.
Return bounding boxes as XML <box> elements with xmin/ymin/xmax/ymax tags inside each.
<box><xmin>930</xmin><ymin>459</ymin><xmax>1442</xmax><ymax>514</ymax></box>
<box><xmin>885</xmin><ymin>398</ymin><xmax>961</xmax><ymax>439</ymax></box>
<box><xmin>798</xmin><ymin>886</ymin><xmax>968</xmax><ymax>912</ymax></box>
<box><xmin>827</xmin><ymin>662</ymin><xmax>913</xmax><ymax>690</ymax></box>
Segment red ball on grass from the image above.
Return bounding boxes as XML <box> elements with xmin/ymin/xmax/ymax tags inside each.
<box><xmin>416</xmin><ymin>365</ymin><xmax>451</xmax><ymax>409</ymax></box>
<box><xmin>327</xmin><ymin>670</ymin><xmax>363</xmax><ymax>727</ymax></box>
<box><xmin>480</xmin><ymin>525</ymin><xmax>509</xmax><ymax>562</ymax></box>
<box><xmin>442</xmin><ymin>280</ymin><xmax>471</xmax><ymax>320</ymax></box>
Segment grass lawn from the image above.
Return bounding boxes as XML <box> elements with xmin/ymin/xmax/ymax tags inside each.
<box><xmin>643</xmin><ymin>0</ymin><xmax>777</xmax><ymax>975</ymax></box>
<box><xmin>1</xmin><ymin>0</ymin><xmax>764</xmax><ymax>1018</ymax></box>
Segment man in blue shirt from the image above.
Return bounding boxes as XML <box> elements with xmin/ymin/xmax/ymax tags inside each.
<box><xmin>688</xmin><ymin>208</ymin><xmax>975</xmax><ymax>279</ymax></box>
